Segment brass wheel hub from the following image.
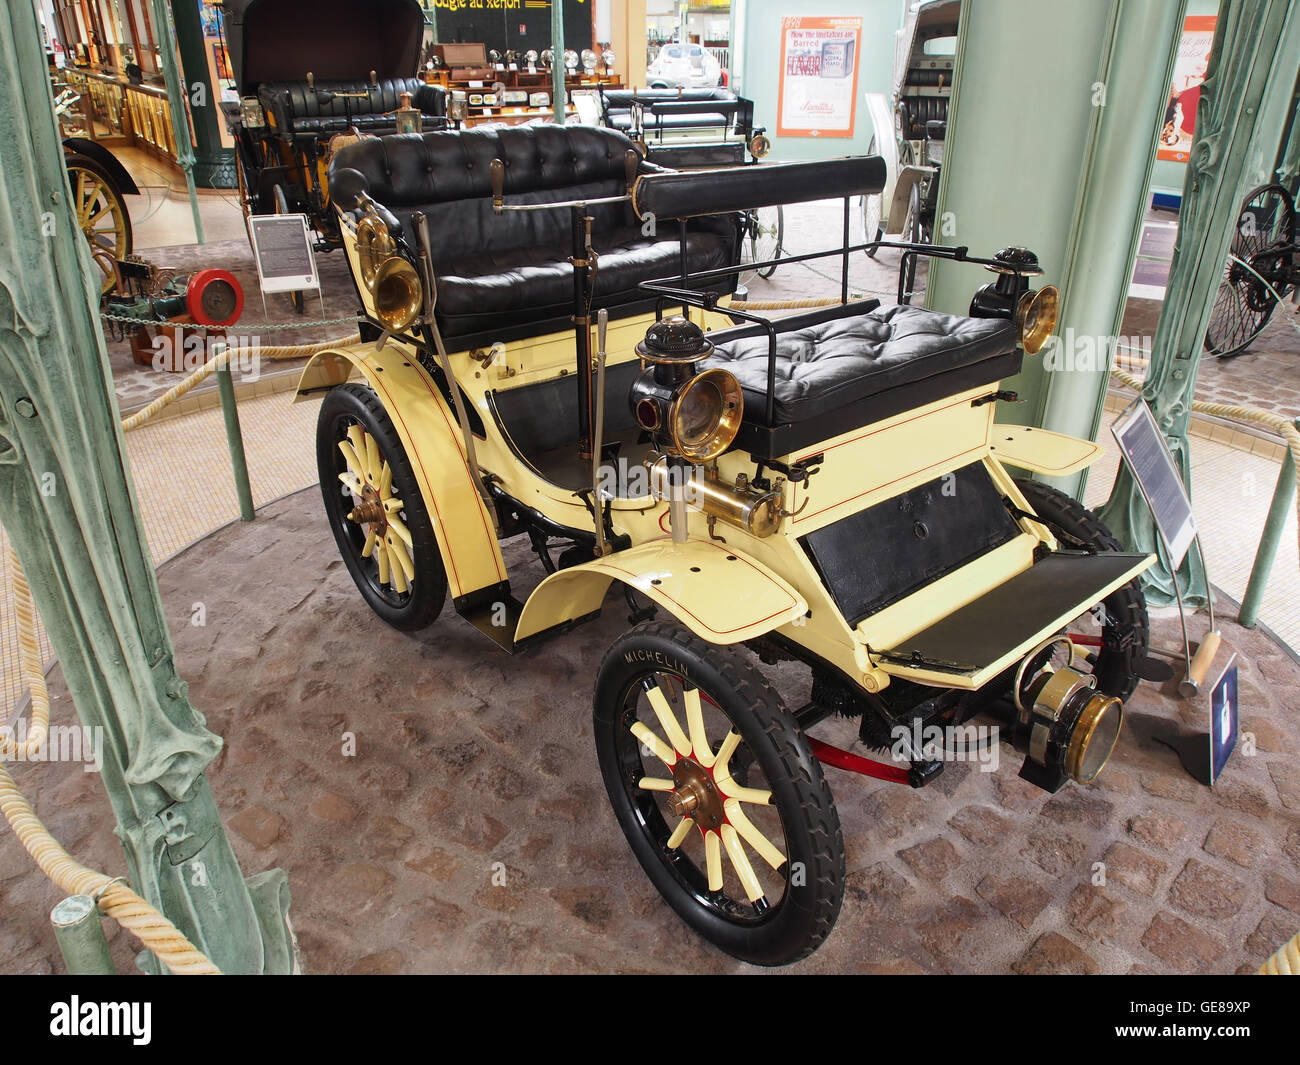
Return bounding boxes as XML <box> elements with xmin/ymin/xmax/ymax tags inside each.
<box><xmin>348</xmin><ymin>488</ymin><xmax>386</xmax><ymax>530</ymax></box>
<box><xmin>668</xmin><ymin>757</ymin><xmax>724</xmax><ymax>831</ymax></box>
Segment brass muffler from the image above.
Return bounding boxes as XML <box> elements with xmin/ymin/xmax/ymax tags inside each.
<box><xmin>646</xmin><ymin>457</ymin><xmax>784</xmax><ymax>538</ymax></box>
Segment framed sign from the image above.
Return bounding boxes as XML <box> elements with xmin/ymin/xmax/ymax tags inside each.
<box><xmin>1209</xmin><ymin>653</ymin><xmax>1239</xmax><ymax>784</ymax></box>
<box><xmin>248</xmin><ymin>214</ymin><xmax>318</xmax><ymax>295</ymax></box>
<box><xmin>1112</xmin><ymin>399</ymin><xmax>1197</xmax><ymax>568</ymax></box>
<box><xmin>1158</xmin><ymin>15</ymin><xmax>1216</xmax><ymax>162</ymax></box>
<box><xmin>777</xmin><ymin>16</ymin><xmax>862</xmax><ymax>139</ymax></box>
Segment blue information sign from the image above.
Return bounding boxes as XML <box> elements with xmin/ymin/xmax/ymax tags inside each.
<box><xmin>1209</xmin><ymin>653</ymin><xmax>1238</xmax><ymax>784</ymax></box>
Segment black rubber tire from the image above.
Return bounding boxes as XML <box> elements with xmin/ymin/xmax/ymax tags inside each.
<box><xmin>317</xmin><ymin>383</ymin><xmax>447</xmax><ymax>631</ymax></box>
<box><xmin>755</xmin><ymin>205</ymin><xmax>784</xmax><ymax>279</ymax></box>
<box><xmin>594</xmin><ymin>621</ymin><xmax>844</xmax><ymax>966</ymax></box>
<box><xmin>1015</xmin><ymin>478</ymin><xmax>1149</xmax><ymax>699</ymax></box>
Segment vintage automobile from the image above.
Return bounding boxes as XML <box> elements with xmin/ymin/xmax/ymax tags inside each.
<box><xmin>296</xmin><ymin>121</ymin><xmax>1153</xmax><ymax>965</ymax></box>
<box><xmin>598</xmin><ymin>86</ymin><xmax>780</xmax><ymax>281</ymax></box>
<box><xmin>220</xmin><ymin>0</ymin><xmax>447</xmax><ymax>267</ymax></box>
<box><xmin>646</xmin><ymin>42</ymin><xmax>724</xmax><ymax>89</ymax></box>
<box><xmin>862</xmin><ymin>0</ymin><xmax>959</xmax><ymax>304</ymax></box>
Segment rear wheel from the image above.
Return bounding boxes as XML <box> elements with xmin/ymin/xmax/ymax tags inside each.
<box><xmin>1015</xmin><ymin>479</ymin><xmax>1149</xmax><ymax>699</ymax></box>
<box><xmin>1204</xmin><ymin>183</ymin><xmax>1294</xmax><ymax>358</ymax></box>
<box><xmin>65</xmin><ymin>154</ymin><xmax>132</xmax><ymax>295</ymax></box>
<box><xmin>317</xmin><ymin>383</ymin><xmax>447</xmax><ymax>630</ymax></box>
<box><xmin>594</xmin><ymin>621</ymin><xmax>844</xmax><ymax>965</ymax></box>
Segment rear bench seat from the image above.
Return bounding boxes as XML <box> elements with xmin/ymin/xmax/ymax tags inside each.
<box><xmin>330</xmin><ymin>125</ymin><xmax>739</xmax><ymax>349</ymax></box>
<box><xmin>258</xmin><ymin>78</ymin><xmax>447</xmax><ymax>142</ymax></box>
<box><xmin>702</xmin><ymin>301</ymin><xmax>1020</xmax><ymax>457</ymax></box>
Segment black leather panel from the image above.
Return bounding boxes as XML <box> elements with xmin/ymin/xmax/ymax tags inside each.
<box><xmin>703</xmin><ymin>303</ymin><xmax>1018</xmax><ymax>425</ymax></box>
<box><xmin>634</xmin><ymin>156</ymin><xmax>886</xmax><ymax>220</ymax></box>
<box><xmin>258</xmin><ymin>78</ymin><xmax>446</xmax><ymax>140</ymax></box>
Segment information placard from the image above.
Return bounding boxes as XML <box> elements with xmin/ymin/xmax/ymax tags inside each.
<box><xmin>1112</xmin><ymin>399</ymin><xmax>1197</xmax><ymax>568</ymax></box>
<box><xmin>248</xmin><ymin>214</ymin><xmax>318</xmax><ymax>294</ymax></box>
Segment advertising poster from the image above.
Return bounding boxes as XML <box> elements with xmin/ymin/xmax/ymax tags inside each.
<box><xmin>777</xmin><ymin>16</ymin><xmax>862</xmax><ymax>138</ymax></box>
<box><xmin>1159</xmin><ymin>15</ymin><xmax>1216</xmax><ymax>162</ymax></box>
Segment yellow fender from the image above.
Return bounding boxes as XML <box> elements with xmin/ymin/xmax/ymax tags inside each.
<box><xmin>295</xmin><ymin>345</ymin><xmax>508</xmax><ymax>602</ymax></box>
<box><xmin>515</xmin><ymin>537</ymin><xmax>807</xmax><ymax>645</ymax></box>
<box><xmin>989</xmin><ymin>423</ymin><xmax>1103</xmax><ymax>478</ymax></box>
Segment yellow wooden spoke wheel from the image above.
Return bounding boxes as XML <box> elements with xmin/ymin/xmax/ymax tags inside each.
<box><xmin>65</xmin><ymin>155</ymin><xmax>132</xmax><ymax>295</ymax></box>
<box><xmin>594</xmin><ymin>621</ymin><xmax>845</xmax><ymax>965</ymax></box>
<box><xmin>316</xmin><ymin>383</ymin><xmax>447</xmax><ymax>630</ymax></box>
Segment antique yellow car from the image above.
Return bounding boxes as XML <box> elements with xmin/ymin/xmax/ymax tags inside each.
<box><xmin>297</xmin><ymin>122</ymin><xmax>1152</xmax><ymax>965</ymax></box>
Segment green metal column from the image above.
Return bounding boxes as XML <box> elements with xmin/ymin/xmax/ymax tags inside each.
<box><xmin>926</xmin><ymin>0</ymin><xmax>1186</xmax><ymax>440</ymax></box>
<box><xmin>0</xmin><ymin>3</ymin><xmax>291</xmax><ymax>974</ymax></box>
<box><xmin>167</xmin><ymin>0</ymin><xmax>235</xmax><ymax>189</ymax></box>
<box><xmin>1098</xmin><ymin>0</ymin><xmax>1300</xmax><ymax>607</ymax></box>
<box><xmin>552</xmin><ymin>1</ymin><xmax>567</xmax><ymax>126</ymax></box>
<box><xmin>149</xmin><ymin>0</ymin><xmax>204</xmax><ymax>243</ymax></box>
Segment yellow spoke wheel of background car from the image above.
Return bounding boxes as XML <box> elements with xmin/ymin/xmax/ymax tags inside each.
<box><xmin>65</xmin><ymin>156</ymin><xmax>131</xmax><ymax>295</ymax></box>
<box><xmin>316</xmin><ymin>383</ymin><xmax>446</xmax><ymax>631</ymax></box>
<box><xmin>594</xmin><ymin>621</ymin><xmax>845</xmax><ymax>966</ymax></box>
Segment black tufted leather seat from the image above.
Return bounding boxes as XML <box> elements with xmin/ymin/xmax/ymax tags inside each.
<box><xmin>702</xmin><ymin>302</ymin><xmax>1019</xmax><ymax>454</ymax></box>
<box><xmin>600</xmin><ymin>88</ymin><xmax>747</xmax><ymax>133</ymax></box>
<box><xmin>331</xmin><ymin>125</ymin><xmax>738</xmax><ymax>346</ymax></box>
<box><xmin>258</xmin><ymin>78</ymin><xmax>447</xmax><ymax>142</ymax></box>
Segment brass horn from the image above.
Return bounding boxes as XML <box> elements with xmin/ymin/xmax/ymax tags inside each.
<box><xmin>356</xmin><ymin>212</ymin><xmax>396</xmax><ymax>289</ymax></box>
<box><xmin>371</xmin><ymin>255</ymin><xmax>423</xmax><ymax>333</ymax></box>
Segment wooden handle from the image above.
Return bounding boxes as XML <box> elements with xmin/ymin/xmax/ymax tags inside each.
<box><xmin>1186</xmin><ymin>630</ymin><xmax>1222</xmax><ymax>689</ymax></box>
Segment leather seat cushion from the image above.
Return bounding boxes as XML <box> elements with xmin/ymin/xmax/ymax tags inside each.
<box><xmin>433</xmin><ymin>229</ymin><xmax>732</xmax><ymax>338</ymax></box>
<box><xmin>703</xmin><ymin>304</ymin><xmax>1018</xmax><ymax>425</ymax></box>
<box><xmin>259</xmin><ymin>78</ymin><xmax>445</xmax><ymax>140</ymax></box>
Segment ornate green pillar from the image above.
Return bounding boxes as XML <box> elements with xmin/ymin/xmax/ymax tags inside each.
<box><xmin>1098</xmin><ymin>0</ymin><xmax>1300</xmax><ymax>607</ymax></box>
<box><xmin>149</xmin><ymin>0</ymin><xmax>204</xmax><ymax>242</ymax></box>
<box><xmin>0</xmin><ymin>3</ymin><xmax>290</xmax><ymax>974</ymax></box>
<box><xmin>167</xmin><ymin>0</ymin><xmax>235</xmax><ymax>189</ymax></box>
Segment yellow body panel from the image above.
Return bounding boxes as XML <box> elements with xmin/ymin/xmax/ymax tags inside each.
<box><xmin>515</xmin><ymin>537</ymin><xmax>807</xmax><ymax>644</ymax></box>
<box><xmin>989</xmin><ymin>423</ymin><xmax>1104</xmax><ymax>477</ymax></box>
<box><xmin>295</xmin><ymin>345</ymin><xmax>507</xmax><ymax>601</ymax></box>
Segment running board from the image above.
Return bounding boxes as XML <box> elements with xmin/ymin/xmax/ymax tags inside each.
<box><xmin>874</xmin><ymin>551</ymin><xmax>1154</xmax><ymax>690</ymax></box>
<box><xmin>458</xmin><ymin>595</ymin><xmax>525</xmax><ymax>653</ymax></box>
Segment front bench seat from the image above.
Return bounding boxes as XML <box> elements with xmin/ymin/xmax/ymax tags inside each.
<box><xmin>331</xmin><ymin>125</ymin><xmax>739</xmax><ymax>347</ymax></box>
<box><xmin>702</xmin><ymin>302</ymin><xmax>1020</xmax><ymax>455</ymax></box>
<box><xmin>259</xmin><ymin>78</ymin><xmax>447</xmax><ymax>142</ymax></box>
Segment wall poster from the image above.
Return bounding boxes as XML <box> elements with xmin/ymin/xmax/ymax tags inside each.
<box><xmin>1159</xmin><ymin>14</ymin><xmax>1217</xmax><ymax>163</ymax></box>
<box><xmin>777</xmin><ymin>15</ymin><xmax>861</xmax><ymax>139</ymax></box>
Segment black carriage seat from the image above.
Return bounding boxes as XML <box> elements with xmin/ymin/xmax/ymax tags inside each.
<box><xmin>330</xmin><ymin>125</ymin><xmax>739</xmax><ymax>350</ymax></box>
<box><xmin>702</xmin><ymin>301</ymin><xmax>1020</xmax><ymax>458</ymax></box>
<box><xmin>600</xmin><ymin>88</ymin><xmax>750</xmax><ymax>133</ymax></box>
<box><xmin>258</xmin><ymin>78</ymin><xmax>447</xmax><ymax>143</ymax></box>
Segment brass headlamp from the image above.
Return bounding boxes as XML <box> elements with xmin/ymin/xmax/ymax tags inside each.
<box><xmin>629</xmin><ymin>317</ymin><xmax>743</xmax><ymax>463</ymax></box>
<box><xmin>969</xmin><ymin>246</ymin><xmax>1059</xmax><ymax>355</ymax></box>
<box><xmin>331</xmin><ymin>167</ymin><xmax>423</xmax><ymax>334</ymax></box>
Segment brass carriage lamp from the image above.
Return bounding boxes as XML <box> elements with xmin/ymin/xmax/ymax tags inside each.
<box><xmin>601</xmin><ymin>49</ymin><xmax>617</xmax><ymax>75</ymax></box>
<box><xmin>969</xmin><ymin>246</ymin><xmax>1060</xmax><ymax>355</ymax></box>
<box><xmin>630</xmin><ymin>317</ymin><xmax>743</xmax><ymax>464</ymax></box>
<box><xmin>394</xmin><ymin>91</ymin><xmax>422</xmax><ymax>135</ymax></box>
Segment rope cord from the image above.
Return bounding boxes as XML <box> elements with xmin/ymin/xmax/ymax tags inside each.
<box><xmin>0</xmin><ymin>547</ymin><xmax>220</xmax><ymax>974</ymax></box>
<box><xmin>119</xmin><ymin>333</ymin><xmax>359</xmax><ymax>433</ymax></box>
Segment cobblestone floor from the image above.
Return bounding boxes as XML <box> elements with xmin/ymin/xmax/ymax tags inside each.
<box><xmin>1</xmin><ymin>491</ymin><xmax>1297</xmax><ymax>975</ymax></box>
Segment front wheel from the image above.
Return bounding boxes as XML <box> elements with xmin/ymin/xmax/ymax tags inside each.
<box><xmin>594</xmin><ymin>621</ymin><xmax>844</xmax><ymax>965</ymax></box>
<box><xmin>317</xmin><ymin>383</ymin><xmax>447</xmax><ymax>630</ymax></box>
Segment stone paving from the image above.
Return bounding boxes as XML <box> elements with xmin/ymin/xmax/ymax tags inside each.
<box><xmin>1</xmin><ymin>491</ymin><xmax>1297</xmax><ymax>975</ymax></box>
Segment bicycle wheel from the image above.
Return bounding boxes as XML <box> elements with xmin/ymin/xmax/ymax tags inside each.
<box><xmin>898</xmin><ymin>182</ymin><xmax>921</xmax><ymax>305</ymax></box>
<box><xmin>1204</xmin><ymin>183</ymin><xmax>1294</xmax><ymax>357</ymax></box>
<box><xmin>860</xmin><ymin>135</ymin><xmax>883</xmax><ymax>258</ymax></box>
